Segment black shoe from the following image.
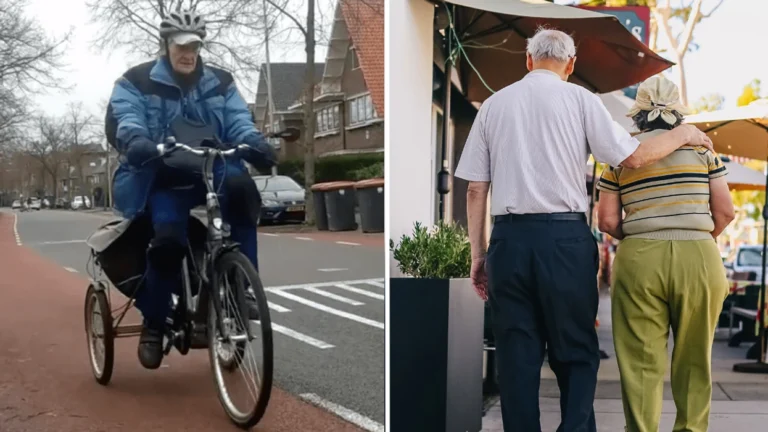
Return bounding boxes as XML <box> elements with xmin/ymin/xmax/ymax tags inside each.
<box><xmin>138</xmin><ymin>326</ymin><xmax>165</xmax><ymax>369</ymax></box>
<box><xmin>245</xmin><ymin>289</ymin><xmax>260</xmax><ymax>321</ymax></box>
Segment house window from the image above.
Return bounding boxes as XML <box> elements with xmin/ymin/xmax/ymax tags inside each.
<box><xmin>348</xmin><ymin>94</ymin><xmax>377</xmax><ymax>126</ymax></box>
<box><xmin>316</xmin><ymin>104</ymin><xmax>340</xmax><ymax>134</ymax></box>
<box><xmin>350</xmin><ymin>46</ymin><xmax>360</xmax><ymax>70</ymax></box>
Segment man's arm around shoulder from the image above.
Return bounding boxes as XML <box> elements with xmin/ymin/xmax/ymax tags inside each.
<box><xmin>620</xmin><ymin>125</ymin><xmax>712</xmax><ymax>169</ymax></box>
<box><xmin>581</xmin><ymin>90</ymin><xmax>712</xmax><ymax>169</ymax></box>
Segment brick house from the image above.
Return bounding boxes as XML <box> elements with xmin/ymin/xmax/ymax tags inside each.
<box><xmin>257</xmin><ymin>0</ymin><xmax>384</xmax><ymax>161</ymax></box>
<box><xmin>252</xmin><ymin>63</ymin><xmax>324</xmax><ymax>161</ymax></box>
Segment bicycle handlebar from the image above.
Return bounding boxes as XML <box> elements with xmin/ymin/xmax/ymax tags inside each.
<box><xmin>157</xmin><ymin>142</ymin><xmax>250</xmax><ymax>157</ymax></box>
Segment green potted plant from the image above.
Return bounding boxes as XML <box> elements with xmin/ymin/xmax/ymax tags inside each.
<box><xmin>389</xmin><ymin>221</ymin><xmax>484</xmax><ymax>432</ymax></box>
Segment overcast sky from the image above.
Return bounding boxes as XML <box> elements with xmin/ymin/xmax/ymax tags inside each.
<box><xmin>25</xmin><ymin>0</ymin><xmax>330</xmax><ymax>118</ymax></box>
<box><xmin>26</xmin><ymin>0</ymin><xmax>763</xmax><ymax>118</ymax></box>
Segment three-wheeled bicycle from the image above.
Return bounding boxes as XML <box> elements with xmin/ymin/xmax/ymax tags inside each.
<box><xmin>83</xmin><ymin>129</ymin><xmax>298</xmax><ymax>429</ymax></box>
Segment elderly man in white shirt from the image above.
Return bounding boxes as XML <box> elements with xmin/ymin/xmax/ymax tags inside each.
<box><xmin>454</xmin><ymin>28</ymin><xmax>712</xmax><ymax>432</ymax></box>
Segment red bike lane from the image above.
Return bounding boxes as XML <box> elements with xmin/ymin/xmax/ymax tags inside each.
<box><xmin>0</xmin><ymin>213</ymin><xmax>364</xmax><ymax>432</ymax></box>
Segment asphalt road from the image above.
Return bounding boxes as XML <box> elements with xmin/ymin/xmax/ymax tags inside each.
<box><xmin>9</xmin><ymin>209</ymin><xmax>385</xmax><ymax>429</ymax></box>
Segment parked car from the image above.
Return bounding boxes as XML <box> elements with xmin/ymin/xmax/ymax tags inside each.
<box><xmin>71</xmin><ymin>196</ymin><xmax>92</xmax><ymax>210</ymax></box>
<box><xmin>56</xmin><ymin>197</ymin><xmax>70</xmax><ymax>209</ymax></box>
<box><xmin>724</xmin><ymin>244</ymin><xmax>766</xmax><ymax>281</ymax></box>
<box><xmin>252</xmin><ymin>175</ymin><xmax>306</xmax><ymax>224</ymax></box>
<box><xmin>11</xmin><ymin>200</ymin><xmax>21</xmax><ymax>210</ymax></box>
<box><xmin>29</xmin><ymin>198</ymin><xmax>41</xmax><ymax>211</ymax></box>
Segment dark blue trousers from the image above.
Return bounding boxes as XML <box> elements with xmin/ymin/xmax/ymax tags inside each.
<box><xmin>134</xmin><ymin>161</ymin><xmax>259</xmax><ymax>329</ymax></box>
<box><xmin>486</xmin><ymin>217</ymin><xmax>599</xmax><ymax>432</ymax></box>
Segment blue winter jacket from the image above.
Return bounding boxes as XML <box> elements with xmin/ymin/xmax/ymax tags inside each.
<box><xmin>108</xmin><ymin>57</ymin><xmax>274</xmax><ymax>220</ymax></box>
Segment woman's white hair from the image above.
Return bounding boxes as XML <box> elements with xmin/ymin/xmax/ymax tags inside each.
<box><xmin>526</xmin><ymin>28</ymin><xmax>576</xmax><ymax>62</ymax></box>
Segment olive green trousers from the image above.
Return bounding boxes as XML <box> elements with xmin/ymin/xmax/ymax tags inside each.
<box><xmin>611</xmin><ymin>238</ymin><xmax>729</xmax><ymax>432</ymax></box>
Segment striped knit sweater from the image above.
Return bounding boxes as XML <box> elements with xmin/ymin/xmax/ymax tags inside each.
<box><xmin>596</xmin><ymin>129</ymin><xmax>728</xmax><ymax>241</ymax></box>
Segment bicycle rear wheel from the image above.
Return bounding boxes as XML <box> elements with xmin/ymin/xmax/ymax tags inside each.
<box><xmin>207</xmin><ymin>250</ymin><xmax>273</xmax><ymax>429</ymax></box>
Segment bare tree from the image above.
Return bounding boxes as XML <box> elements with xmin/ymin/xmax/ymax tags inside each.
<box><xmin>0</xmin><ymin>0</ymin><xmax>71</xmax><ymax>142</ymax></box>
<box><xmin>263</xmin><ymin>0</ymin><xmax>319</xmax><ymax>223</ymax></box>
<box><xmin>652</xmin><ymin>0</ymin><xmax>724</xmax><ymax>105</ymax></box>
<box><xmin>86</xmin><ymin>0</ymin><xmax>299</xmax><ymax>92</ymax></box>
<box><xmin>63</xmin><ymin>102</ymin><xmax>100</xmax><ymax>200</ymax></box>
<box><xmin>24</xmin><ymin>116</ymin><xmax>71</xmax><ymax>201</ymax></box>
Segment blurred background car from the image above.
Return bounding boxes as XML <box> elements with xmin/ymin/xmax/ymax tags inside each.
<box><xmin>723</xmin><ymin>244</ymin><xmax>765</xmax><ymax>281</ymax></box>
<box><xmin>253</xmin><ymin>175</ymin><xmax>306</xmax><ymax>224</ymax></box>
<box><xmin>11</xmin><ymin>200</ymin><xmax>21</xmax><ymax>210</ymax></box>
<box><xmin>29</xmin><ymin>198</ymin><xmax>41</xmax><ymax>211</ymax></box>
<box><xmin>71</xmin><ymin>195</ymin><xmax>92</xmax><ymax>210</ymax></box>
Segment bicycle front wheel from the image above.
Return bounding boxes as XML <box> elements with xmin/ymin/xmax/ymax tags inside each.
<box><xmin>207</xmin><ymin>250</ymin><xmax>273</xmax><ymax>429</ymax></box>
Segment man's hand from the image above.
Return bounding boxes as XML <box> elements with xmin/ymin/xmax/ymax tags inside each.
<box><xmin>681</xmin><ymin>124</ymin><xmax>713</xmax><ymax>151</ymax></box>
<box><xmin>470</xmin><ymin>256</ymin><xmax>488</xmax><ymax>301</ymax></box>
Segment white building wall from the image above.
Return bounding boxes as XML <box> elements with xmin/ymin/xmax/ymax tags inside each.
<box><xmin>388</xmin><ymin>0</ymin><xmax>435</xmax><ymax>276</ymax></box>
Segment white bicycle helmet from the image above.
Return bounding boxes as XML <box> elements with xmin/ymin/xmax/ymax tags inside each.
<box><xmin>159</xmin><ymin>9</ymin><xmax>207</xmax><ymax>43</ymax></box>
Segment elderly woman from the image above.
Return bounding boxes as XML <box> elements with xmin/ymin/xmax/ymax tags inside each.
<box><xmin>596</xmin><ymin>76</ymin><xmax>735</xmax><ymax>432</ymax></box>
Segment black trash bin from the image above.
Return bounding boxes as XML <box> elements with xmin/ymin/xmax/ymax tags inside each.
<box><xmin>354</xmin><ymin>178</ymin><xmax>384</xmax><ymax>233</ymax></box>
<box><xmin>324</xmin><ymin>181</ymin><xmax>357</xmax><ymax>232</ymax></box>
<box><xmin>310</xmin><ymin>182</ymin><xmax>335</xmax><ymax>231</ymax></box>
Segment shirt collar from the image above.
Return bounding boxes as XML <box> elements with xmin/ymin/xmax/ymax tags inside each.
<box><xmin>525</xmin><ymin>69</ymin><xmax>563</xmax><ymax>80</ymax></box>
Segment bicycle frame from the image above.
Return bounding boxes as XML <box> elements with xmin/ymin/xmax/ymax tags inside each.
<box><xmin>165</xmin><ymin>142</ymin><xmax>255</xmax><ymax>347</ymax></box>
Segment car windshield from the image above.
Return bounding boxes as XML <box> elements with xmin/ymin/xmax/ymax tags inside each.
<box><xmin>254</xmin><ymin>176</ymin><xmax>302</xmax><ymax>192</ymax></box>
<box><xmin>738</xmin><ymin>248</ymin><xmax>763</xmax><ymax>267</ymax></box>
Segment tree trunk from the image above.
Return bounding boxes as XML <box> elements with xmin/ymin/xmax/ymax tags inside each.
<box><xmin>676</xmin><ymin>56</ymin><xmax>688</xmax><ymax>106</ymax></box>
<box><xmin>303</xmin><ymin>0</ymin><xmax>317</xmax><ymax>224</ymax></box>
<box><xmin>52</xmin><ymin>173</ymin><xmax>58</xmax><ymax>202</ymax></box>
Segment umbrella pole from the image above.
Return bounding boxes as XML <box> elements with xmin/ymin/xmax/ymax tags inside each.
<box><xmin>733</xmin><ymin>156</ymin><xmax>768</xmax><ymax>373</ymax></box>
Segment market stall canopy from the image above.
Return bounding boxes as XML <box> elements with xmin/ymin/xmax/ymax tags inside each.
<box><xmin>685</xmin><ymin>100</ymin><xmax>768</xmax><ymax>161</ymax></box>
<box><xmin>598</xmin><ymin>91</ymin><xmax>637</xmax><ymax>133</ymax></box>
<box><xmin>436</xmin><ymin>0</ymin><xmax>674</xmax><ymax>103</ymax></box>
<box><xmin>720</xmin><ymin>157</ymin><xmax>766</xmax><ymax>191</ymax></box>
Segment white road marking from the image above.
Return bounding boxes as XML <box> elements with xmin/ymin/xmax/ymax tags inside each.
<box><xmin>13</xmin><ymin>212</ymin><xmax>21</xmax><ymax>246</ymax></box>
<box><xmin>268</xmin><ymin>301</ymin><xmax>291</xmax><ymax>313</ymax></box>
<box><xmin>318</xmin><ymin>268</ymin><xmax>348</xmax><ymax>272</ymax></box>
<box><xmin>261</xmin><ymin>233</ymin><xmax>279</xmax><ymax>237</ymax></box>
<box><xmin>301</xmin><ymin>287</ymin><xmax>364</xmax><ymax>306</ymax></box>
<box><xmin>267</xmin><ymin>289</ymin><xmax>384</xmax><ymax>329</ymax></box>
<box><xmin>334</xmin><ymin>284</ymin><xmax>385</xmax><ymax>300</ymax></box>
<box><xmin>35</xmin><ymin>240</ymin><xmax>87</xmax><ymax>245</ymax></box>
<box><xmin>295</xmin><ymin>236</ymin><xmax>313</xmax><ymax>241</ymax></box>
<box><xmin>267</xmin><ymin>278</ymin><xmax>385</xmax><ymax>291</ymax></box>
<box><xmin>336</xmin><ymin>241</ymin><xmax>361</xmax><ymax>246</ymax></box>
<box><xmin>270</xmin><ymin>323</ymin><xmax>334</xmax><ymax>349</ymax></box>
<box><xmin>63</xmin><ymin>267</ymin><xmax>79</xmax><ymax>273</ymax></box>
<box><xmin>300</xmin><ymin>393</ymin><xmax>384</xmax><ymax>432</ymax></box>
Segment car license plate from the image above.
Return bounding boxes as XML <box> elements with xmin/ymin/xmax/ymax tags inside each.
<box><xmin>287</xmin><ymin>206</ymin><xmax>305</xmax><ymax>212</ymax></box>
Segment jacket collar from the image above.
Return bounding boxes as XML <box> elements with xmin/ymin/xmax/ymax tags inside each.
<box><xmin>149</xmin><ymin>56</ymin><xmax>208</xmax><ymax>90</ymax></box>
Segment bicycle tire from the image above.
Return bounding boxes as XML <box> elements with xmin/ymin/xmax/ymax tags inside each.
<box><xmin>84</xmin><ymin>284</ymin><xmax>114</xmax><ymax>385</ymax></box>
<box><xmin>207</xmin><ymin>250</ymin><xmax>273</xmax><ymax>429</ymax></box>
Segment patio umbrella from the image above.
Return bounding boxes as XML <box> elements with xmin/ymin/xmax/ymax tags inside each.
<box><xmin>685</xmin><ymin>101</ymin><xmax>768</xmax><ymax>373</ymax></box>
<box><xmin>436</xmin><ymin>0</ymin><xmax>674</xmax><ymax>103</ymax></box>
<box><xmin>721</xmin><ymin>157</ymin><xmax>766</xmax><ymax>192</ymax></box>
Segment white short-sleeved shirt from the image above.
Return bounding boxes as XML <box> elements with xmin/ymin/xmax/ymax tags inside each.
<box><xmin>454</xmin><ymin>69</ymin><xmax>640</xmax><ymax>215</ymax></box>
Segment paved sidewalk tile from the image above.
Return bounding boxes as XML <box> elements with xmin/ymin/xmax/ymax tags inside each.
<box><xmin>482</xmin><ymin>398</ymin><xmax>768</xmax><ymax>431</ymax></box>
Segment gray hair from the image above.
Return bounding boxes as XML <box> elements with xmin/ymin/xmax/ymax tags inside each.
<box><xmin>526</xmin><ymin>28</ymin><xmax>576</xmax><ymax>62</ymax></box>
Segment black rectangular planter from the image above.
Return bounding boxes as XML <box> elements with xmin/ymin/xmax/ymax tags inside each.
<box><xmin>390</xmin><ymin>277</ymin><xmax>484</xmax><ymax>432</ymax></box>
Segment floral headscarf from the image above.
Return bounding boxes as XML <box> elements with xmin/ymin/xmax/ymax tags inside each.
<box><xmin>627</xmin><ymin>75</ymin><xmax>690</xmax><ymax>125</ymax></box>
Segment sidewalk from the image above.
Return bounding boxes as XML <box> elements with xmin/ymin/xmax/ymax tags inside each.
<box><xmin>482</xmin><ymin>291</ymin><xmax>768</xmax><ymax>431</ymax></box>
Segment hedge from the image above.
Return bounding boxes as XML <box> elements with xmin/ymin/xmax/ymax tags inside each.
<box><xmin>273</xmin><ymin>152</ymin><xmax>384</xmax><ymax>186</ymax></box>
